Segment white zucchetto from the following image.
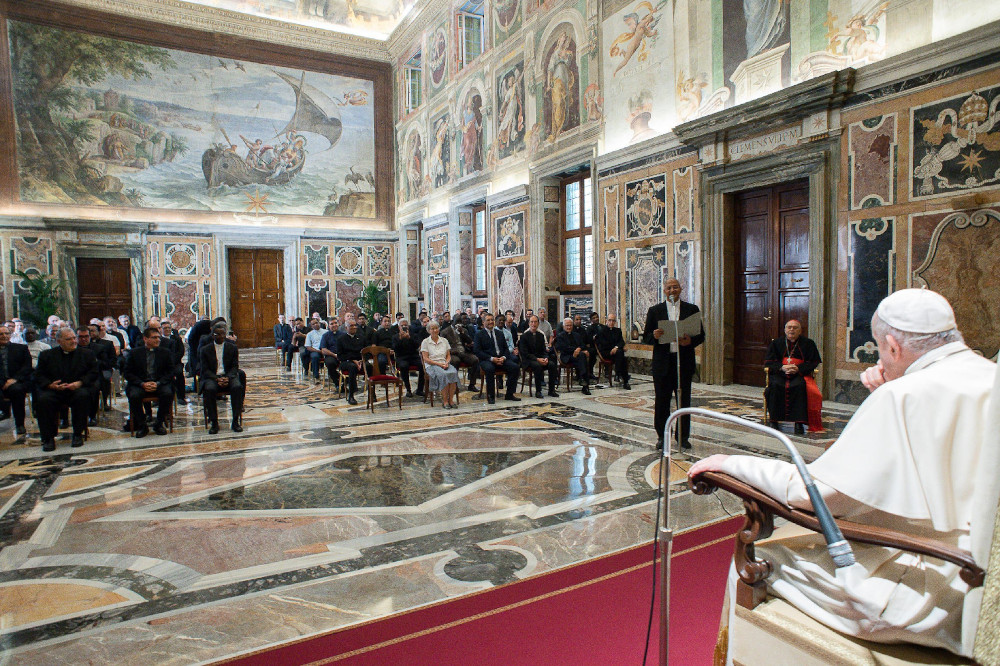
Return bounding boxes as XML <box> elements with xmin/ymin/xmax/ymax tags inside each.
<box><xmin>876</xmin><ymin>288</ymin><xmax>956</xmax><ymax>334</ymax></box>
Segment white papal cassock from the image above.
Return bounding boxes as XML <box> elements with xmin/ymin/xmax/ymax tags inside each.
<box><xmin>720</xmin><ymin>341</ymin><xmax>998</xmax><ymax>657</ymax></box>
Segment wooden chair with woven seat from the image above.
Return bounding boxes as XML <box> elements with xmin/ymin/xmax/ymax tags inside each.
<box><xmin>361</xmin><ymin>345</ymin><xmax>403</xmax><ymax>413</ymax></box>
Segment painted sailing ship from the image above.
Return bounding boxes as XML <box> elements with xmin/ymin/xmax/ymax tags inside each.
<box><xmin>202</xmin><ymin>71</ymin><xmax>344</xmax><ymax>188</ymax></box>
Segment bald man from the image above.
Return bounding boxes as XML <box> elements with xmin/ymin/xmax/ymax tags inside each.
<box><xmin>643</xmin><ymin>278</ymin><xmax>704</xmax><ymax>449</ymax></box>
<box><xmin>765</xmin><ymin>319</ymin><xmax>822</xmax><ymax>434</ymax></box>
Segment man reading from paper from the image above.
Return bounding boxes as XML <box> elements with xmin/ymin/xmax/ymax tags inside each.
<box><xmin>689</xmin><ymin>289</ymin><xmax>998</xmax><ymax>658</ymax></box>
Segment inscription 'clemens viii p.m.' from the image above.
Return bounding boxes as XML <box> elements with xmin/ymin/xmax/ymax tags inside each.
<box><xmin>727</xmin><ymin>127</ymin><xmax>803</xmax><ymax>161</ymax></box>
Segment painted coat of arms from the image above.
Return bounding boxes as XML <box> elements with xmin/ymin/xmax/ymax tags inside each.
<box><xmin>495</xmin><ymin>211</ymin><xmax>525</xmax><ymax>258</ymax></box>
<box><xmin>624</xmin><ymin>174</ymin><xmax>667</xmax><ymax>237</ymax></box>
<box><xmin>912</xmin><ymin>85</ymin><xmax>1000</xmax><ymax>199</ymax></box>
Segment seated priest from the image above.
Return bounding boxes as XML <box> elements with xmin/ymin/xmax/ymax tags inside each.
<box><xmin>160</xmin><ymin>319</ymin><xmax>186</xmax><ymax>405</ymax></box>
<box><xmin>320</xmin><ymin>316</ymin><xmax>344</xmax><ymax>384</ymax></box>
<box><xmin>517</xmin><ymin>315</ymin><xmax>559</xmax><ymax>398</ymax></box>
<box><xmin>764</xmin><ymin>319</ymin><xmax>823</xmax><ymax>433</ymax></box>
<box><xmin>689</xmin><ymin>289</ymin><xmax>998</xmax><ymax>660</ymax></box>
<box><xmin>0</xmin><ymin>324</ymin><xmax>32</xmax><ymax>437</ymax></box>
<box><xmin>337</xmin><ymin>321</ymin><xmax>365</xmax><ymax>405</ymax></box>
<box><xmin>34</xmin><ymin>327</ymin><xmax>99</xmax><ymax>451</ymax></box>
<box><xmin>594</xmin><ymin>313</ymin><xmax>631</xmax><ymax>390</ymax></box>
<box><xmin>124</xmin><ymin>326</ymin><xmax>175</xmax><ymax>438</ymax></box>
<box><xmin>87</xmin><ymin>322</ymin><xmax>117</xmax><ymax>413</ymax></box>
<box><xmin>555</xmin><ymin>318</ymin><xmax>593</xmax><ymax>395</ymax></box>
<box><xmin>78</xmin><ymin>325</ymin><xmax>114</xmax><ymax>427</ymax></box>
<box><xmin>393</xmin><ymin>320</ymin><xmax>424</xmax><ymax>397</ymax></box>
<box><xmin>473</xmin><ymin>313</ymin><xmax>520</xmax><ymax>404</ymax></box>
<box><xmin>199</xmin><ymin>322</ymin><xmax>245</xmax><ymax>434</ymax></box>
<box><xmin>372</xmin><ymin>315</ymin><xmax>394</xmax><ymax>370</ymax></box>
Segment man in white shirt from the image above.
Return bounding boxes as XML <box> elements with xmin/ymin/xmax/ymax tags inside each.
<box><xmin>690</xmin><ymin>289</ymin><xmax>998</xmax><ymax>659</ymax></box>
<box><xmin>536</xmin><ymin>307</ymin><xmax>553</xmax><ymax>340</ymax></box>
<box><xmin>303</xmin><ymin>319</ymin><xmax>326</xmax><ymax>381</ymax></box>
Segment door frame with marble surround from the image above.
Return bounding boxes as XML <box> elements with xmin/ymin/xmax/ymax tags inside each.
<box><xmin>60</xmin><ymin>243</ymin><xmax>145</xmax><ymax>329</ymax></box>
<box><xmin>216</xmin><ymin>235</ymin><xmax>300</xmax><ymax>323</ymax></box>
<box><xmin>699</xmin><ymin>137</ymin><xmax>839</xmax><ymax>397</ymax></box>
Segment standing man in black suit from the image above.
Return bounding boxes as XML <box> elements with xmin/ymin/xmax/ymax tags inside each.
<box><xmin>594</xmin><ymin>313</ymin><xmax>631</xmax><ymax>390</ymax></box>
<box><xmin>124</xmin><ymin>327</ymin><xmax>176</xmax><ymax>438</ymax></box>
<box><xmin>199</xmin><ymin>322</ymin><xmax>245</xmax><ymax>434</ymax></box>
<box><xmin>642</xmin><ymin>278</ymin><xmax>704</xmax><ymax>449</ymax></box>
<box><xmin>0</xmin><ymin>324</ymin><xmax>32</xmax><ymax>437</ymax></box>
<box><xmin>79</xmin><ymin>325</ymin><xmax>114</xmax><ymax>426</ymax></box>
<box><xmin>160</xmin><ymin>319</ymin><xmax>187</xmax><ymax>405</ymax></box>
<box><xmin>34</xmin><ymin>327</ymin><xmax>99</xmax><ymax>451</ymax></box>
<box><xmin>473</xmin><ymin>313</ymin><xmax>520</xmax><ymax>404</ymax></box>
<box><xmin>518</xmin><ymin>315</ymin><xmax>559</xmax><ymax>398</ymax></box>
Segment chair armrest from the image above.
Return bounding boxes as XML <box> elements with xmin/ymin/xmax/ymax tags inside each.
<box><xmin>690</xmin><ymin>471</ymin><xmax>985</xmax><ymax>592</ymax></box>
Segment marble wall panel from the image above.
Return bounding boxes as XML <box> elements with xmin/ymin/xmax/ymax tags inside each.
<box><xmin>458</xmin><ymin>228</ymin><xmax>473</xmax><ymax>294</ymax></box>
<box><xmin>407</xmin><ymin>241</ymin><xmax>421</xmax><ymax>296</ymax></box>
<box><xmin>846</xmin><ymin>217</ymin><xmax>895</xmax><ymax>363</ymax></box>
<box><xmin>306</xmin><ymin>279</ymin><xmax>331</xmax><ymax>320</ymax></box>
<box><xmin>672</xmin><ymin>167</ymin><xmax>694</xmax><ymax>233</ymax></box>
<box><xmin>10</xmin><ymin>237</ymin><xmax>53</xmax><ymax>275</ymax></box>
<box><xmin>427</xmin><ymin>232</ymin><xmax>449</xmax><ymax>273</ymax></box>
<box><xmin>603</xmin><ymin>184</ymin><xmax>620</xmax><ymax>242</ymax></box>
<box><xmin>624</xmin><ymin>245</ymin><xmax>666</xmax><ymax>342</ymax></box>
<box><xmin>562</xmin><ymin>295</ymin><xmax>593</xmax><ymax>319</ymax></box>
<box><xmin>430</xmin><ymin>274</ymin><xmax>449</xmax><ymax>315</ymax></box>
<box><xmin>848</xmin><ymin>114</ymin><xmax>897</xmax><ymax>210</ymax></box>
<box><xmin>165</xmin><ymin>280</ymin><xmax>198</xmax><ymax>328</ymax></box>
<box><xmin>911</xmin><ymin>84</ymin><xmax>1000</xmax><ymax>200</ymax></box>
<box><xmin>910</xmin><ymin>208</ymin><xmax>1000</xmax><ymax>359</ymax></box>
<box><xmin>164</xmin><ymin>244</ymin><xmax>198</xmax><ymax>276</ymax></box>
<box><xmin>624</xmin><ymin>175</ymin><xmax>667</xmax><ymax>238</ymax></box>
<box><xmin>333</xmin><ymin>246</ymin><xmax>364</xmax><ymax>276</ymax></box>
<box><xmin>604</xmin><ymin>249</ymin><xmax>619</xmax><ymax>322</ymax></box>
<box><xmin>495</xmin><ymin>211</ymin><xmax>526</xmax><ymax>258</ymax></box>
<box><xmin>151</xmin><ymin>280</ymin><xmax>161</xmax><ymax>318</ymax></box>
<box><xmin>544</xmin><ymin>186</ymin><xmax>560</xmax><ymax>202</ymax></box>
<box><xmin>334</xmin><ymin>278</ymin><xmax>363</xmax><ymax>319</ymax></box>
<box><xmin>496</xmin><ymin>262</ymin><xmax>526</xmax><ymax>320</ymax></box>
<box><xmin>367</xmin><ymin>245</ymin><xmax>392</xmax><ymax>278</ymax></box>
<box><xmin>304</xmin><ymin>245</ymin><xmax>330</xmax><ymax>275</ymax></box>
<box><xmin>544</xmin><ymin>208</ymin><xmax>560</xmax><ymax>290</ymax></box>
<box><xmin>674</xmin><ymin>239</ymin><xmax>698</xmax><ymax>306</ymax></box>
<box><xmin>149</xmin><ymin>242</ymin><xmax>160</xmax><ymax>277</ymax></box>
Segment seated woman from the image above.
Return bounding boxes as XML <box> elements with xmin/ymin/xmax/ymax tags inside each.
<box><xmin>420</xmin><ymin>321</ymin><xmax>459</xmax><ymax>409</ymax></box>
<box><xmin>764</xmin><ymin>319</ymin><xmax>823</xmax><ymax>433</ymax></box>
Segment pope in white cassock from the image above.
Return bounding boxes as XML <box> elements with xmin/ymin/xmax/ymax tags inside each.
<box><xmin>690</xmin><ymin>288</ymin><xmax>999</xmax><ymax>660</ymax></box>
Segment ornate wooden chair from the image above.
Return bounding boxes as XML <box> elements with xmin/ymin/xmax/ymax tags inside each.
<box><xmin>361</xmin><ymin>345</ymin><xmax>403</xmax><ymax>413</ymax></box>
<box><xmin>689</xmin><ymin>469</ymin><xmax>998</xmax><ymax>665</ymax></box>
<box><xmin>595</xmin><ymin>347</ymin><xmax>617</xmax><ymax>386</ymax></box>
<box><xmin>762</xmin><ymin>366</ymin><xmax>821</xmax><ymax>424</ymax></box>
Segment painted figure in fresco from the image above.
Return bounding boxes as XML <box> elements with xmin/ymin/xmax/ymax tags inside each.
<box><xmin>676</xmin><ymin>71</ymin><xmax>708</xmax><ymax>123</ymax></box>
<box><xmin>544</xmin><ymin>31</ymin><xmax>578</xmax><ymax>143</ymax></box>
<box><xmin>494</xmin><ymin>0</ymin><xmax>519</xmax><ymax>31</ymax></box>
<box><xmin>828</xmin><ymin>3</ymin><xmax>889</xmax><ymax>64</ymax></box>
<box><xmin>461</xmin><ymin>91</ymin><xmax>484</xmax><ymax>174</ymax></box>
<box><xmin>584</xmin><ymin>84</ymin><xmax>603</xmax><ymax>122</ymax></box>
<box><xmin>497</xmin><ymin>68</ymin><xmax>525</xmax><ymax>154</ymax></box>
<box><xmin>743</xmin><ymin>0</ymin><xmax>786</xmax><ymax>59</ymax></box>
<box><xmin>430</xmin><ymin>116</ymin><xmax>450</xmax><ymax>188</ymax></box>
<box><xmin>407</xmin><ymin>132</ymin><xmax>423</xmax><ymax>199</ymax></box>
<box><xmin>627</xmin><ymin>89</ymin><xmax>657</xmax><ymax>145</ymax></box>
<box><xmin>608</xmin><ymin>1</ymin><xmax>664</xmax><ymax>77</ymax></box>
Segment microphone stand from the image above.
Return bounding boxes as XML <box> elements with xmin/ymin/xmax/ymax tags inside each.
<box><xmin>657</xmin><ymin>407</ymin><xmax>856</xmax><ymax>666</ymax></box>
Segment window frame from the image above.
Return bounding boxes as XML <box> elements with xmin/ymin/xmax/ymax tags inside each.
<box><xmin>472</xmin><ymin>204</ymin><xmax>488</xmax><ymax>296</ymax></box>
<box><xmin>560</xmin><ymin>172</ymin><xmax>593</xmax><ymax>292</ymax></box>
<box><xmin>403</xmin><ymin>50</ymin><xmax>422</xmax><ymax>114</ymax></box>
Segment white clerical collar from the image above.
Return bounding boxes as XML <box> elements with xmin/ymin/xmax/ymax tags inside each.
<box><xmin>904</xmin><ymin>341</ymin><xmax>970</xmax><ymax>376</ymax></box>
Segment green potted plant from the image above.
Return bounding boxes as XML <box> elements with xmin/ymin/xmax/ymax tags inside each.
<box><xmin>355</xmin><ymin>281</ymin><xmax>388</xmax><ymax>319</ymax></box>
<box><xmin>12</xmin><ymin>270</ymin><xmax>67</xmax><ymax>328</ymax></box>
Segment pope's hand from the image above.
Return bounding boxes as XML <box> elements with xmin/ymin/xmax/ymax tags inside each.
<box><xmin>860</xmin><ymin>360</ymin><xmax>887</xmax><ymax>392</ymax></box>
<box><xmin>687</xmin><ymin>454</ymin><xmax>730</xmax><ymax>479</ymax></box>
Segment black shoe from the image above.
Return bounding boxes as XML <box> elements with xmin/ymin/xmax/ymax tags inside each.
<box><xmin>59</xmin><ymin>418</ymin><xmax>69</xmax><ymax>429</ymax></box>
<box><xmin>794</xmin><ymin>423</ymin><xmax>806</xmax><ymax>435</ymax></box>
<box><xmin>680</xmin><ymin>439</ymin><xmax>692</xmax><ymax>450</ymax></box>
<box><xmin>548</xmin><ymin>390</ymin><xmax>559</xmax><ymax>398</ymax></box>
<box><xmin>415</xmin><ymin>390</ymin><xmax>425</xmax><ymax>397</ymax></box>
<box><xmin>406</xmin><ymin>390</ymin><xmax>413</xmax><ymax>398</ymax></box>
<box><xmin>0</xmin><ymin>411</ymin><xmax>8</xmax><ymax>421</ymax></box>
<box><xmin>15</xmin><ymin>425</ymin><xmax>26</xmax><ymax>436</ymax></box>
<box><xmin>769</xmin><ymin>421</ymin><xmax>780</xmax><ymax>429</ymax></box>
<box><xmin>623</xmin><ymin>382</ymin><xmax>631</xmax><ymax>390</ymax></box>
<box><xmin>655</xmin><ymin>439</ymin><xmax>664</xmax><ymax>451</ymax></box>
<box><xmin>232</xmin><ymin>421</ymin><xmax>243</xmax><ymax>433</ymax></box>
<box><xmin>505</xmin><ymin>395</ymin><xmax>520</xmax><ymax>402</ymax></box>
<box><xmin>581</xmin><ymin>385</ymin><xmax>591</xmax><ymax>395</ymax></box>
<box><xmin>88</xmin><ymin>417</ymin><xmax>98</xmax><ymax>427</ymax></box>
<box><xmin>347</xmin><ymin>395</ymin><xmax>358</xmax><ymax>405</ymax></box>
<box><xmin>209</xmin><ymin>422</ymin><xmax>220</xmax><ymax>434</ymax></box>
<box><xmin>103</xmin><ymin>402</ymin><xmax>112</xmax><ymax>412</ymax></box>
<box><xmin>153</xmin><ymin>422</ymin><xmax>168</xmax><ymax>436</ymax></box>
<box><xmin>42</xmin><ymin>439</ymin><xmax>55</xmax><ymax>452</ymax></box>
<box><xmin>467</xmin><ymin>384</ymin><xmax>477</xmax><ymax>392</ymax></box>
<box><xmin>71</xmin><ymin>435</ymin><xmax>84</xmax><ymax>448</ymax></box>
<box><xmin>134</xmin><ymin>427</ymin><xmax>149</xmax><ymax>439</ymax></box>
<box><xmin>487</xmin><ymin>397</ymin><xmax>495</xmax><ymax>405</ymax></box>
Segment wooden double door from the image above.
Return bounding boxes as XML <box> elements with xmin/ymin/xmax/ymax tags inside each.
<box><xmin>76</xmin><ymin>258</ymin><xmax>132</xmax><ymax>325</ymax></box>
<box><xmin>228</xmin><ymin>248</ymin><xmax>284</xmax><ymax>348</ymax></box>
<box><xmin>733</xmin><ymin>180</ymin><xmax>811</xmax><ymax>387</ymax></box>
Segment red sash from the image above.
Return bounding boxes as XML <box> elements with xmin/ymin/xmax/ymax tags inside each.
<box><xmin>784</xmin><ymin>356</ymin><xmax>825</xmax><ymax>433</ymax></box>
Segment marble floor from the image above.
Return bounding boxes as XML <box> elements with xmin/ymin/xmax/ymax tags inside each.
<box><xmin>0</xmin><ymin>349</ymin><xmax>857</xmax><ymax>664</ymax></box>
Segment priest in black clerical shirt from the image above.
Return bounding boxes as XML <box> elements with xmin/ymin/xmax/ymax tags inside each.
<box><xmin>124</xmin><ymin>326</ymin><xmax>176</xmax><ymax>438</ymax></box>
<box><xmin>34</xmin><ymin>327</ymin><xmax>99</xmax><ymax>451</ymax></box>
<box><xmin>392</xmin><ymin>321</ymin><xmax>424</xmax><ymax>397</ymax></box>
<box><xmin>594</xmin><ymin>313</ymin><xmax>631</xmax><ymax>390</ymax></box>
<box><xmin>337</xmin><ymin>322</ymin><xmax>365</xmax><ymax>405</ymax></box>
<box><xmin>0</xmin><ymin>324</ymin><xmax>32</xmax><ymax>437</ymax></box>
<box><xmin>764</xmin><ymin>319</ymin><xmax>822</xmax><ymax>434</ymax></box>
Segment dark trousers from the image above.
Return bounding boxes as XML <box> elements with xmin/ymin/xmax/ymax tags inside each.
<box><xmin>653</xmin><ymin>356</ymin><xmax>693</xmax><ymax>445</ymax></box>
<box><xmin>450</xmin><ymin>351</ymin><xmax>480</xmax><ymax>386</ymax></box>
<box><xmin>127</xmin><ymin>384</ymin><xmax>174</xmax><ymax>430</ymax></box>
<box><xmin>202</xmin><ymin>377</ymin><xmax>245</xmax><ymax>425</ymax></box>
<box><xmin>524</xmin><ymin>357</ymin><xmax>558</xmax><ymax>394</ymax></box>
<box><xmin>37</xmin><ymin>386</ymin><xmax>91</xmax><ymax>440</ymax></box>
<box><xmin>305</xmin><ymin>351</ymin><xmax>322</xmax><ymax>378</ymax></box>
<box><xmin>1</xmin><ymin>381</ymin><xmax>27</xmax><ymax>427</ymax></box>
<box><xmin>396</xmin><ymin>356</ymin><xmax>423</xmax><ymax>392</ymax></box>
<box><xmin>283</xmin><ymin>342</ymin><xmax>297</xmax><ymax>369</ymax></box>
<box><xmin>340</xmin><ymin>360</ymin><xmax>361</xmax><ymax>395</ymax></box>
<box><xmin>173</xmin><ymin>370</ymin><xmax>186</xmax><ymax>402</ymax></box>
<box><xmin>560</xmin><ymin>352</ymin><xmax>592</xmax><ymax>385</ymax></box>
<box><xmin>323</xmin><ymin>355</ymin><xmax>341</xmax><ymax>381</ymax></box>
<box><xmin>479</xmin><ymin>358</ymin><xmax>520</xmax><ymax>398</ymax></box>
<box><xmin>605</xmin><ymin>349</ymin><xmax>631</xmax><ymax>382</ymax></box>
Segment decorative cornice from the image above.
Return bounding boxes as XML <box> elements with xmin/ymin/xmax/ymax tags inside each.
<box><xmin>596</xmin><ymin>131</ymin><xmax>689</xmax><ymax>176</ymax></box>
<box><xmin>487</xmin><ymin>185</ymin><xmax>529</xmax><ymax>209</ymax></box>
<box><xmin>673</xmin><ymin>70</ymin><xmax>855</xmax><ymax>147</ymax></box>
<box><xmin>48</xmin><ymin>0</ymin><xmax>392</xmax><ymax>62</ymax></box>
<box><xmin>422</xmin><ymin>213</ymin><xmax>449</xmax><ymax>230</ymax></box>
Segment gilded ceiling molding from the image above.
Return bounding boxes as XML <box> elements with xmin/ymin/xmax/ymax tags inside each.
<box><xmin>47</xmin><ymin>0</ymin><xmax>393</xmax><ymax>62</ymax></box>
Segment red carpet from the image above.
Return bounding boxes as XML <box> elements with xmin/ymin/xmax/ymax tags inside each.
<box><xmin>222</xmin><ymin>517</ymin><xmax>741</xmax><ymax>666</ymax></box>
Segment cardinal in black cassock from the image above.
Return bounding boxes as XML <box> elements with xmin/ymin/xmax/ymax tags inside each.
<box><xmin>764</xmin><ymin>319</ymin><xmax>824</xmax><ymax>433</ymax></box>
